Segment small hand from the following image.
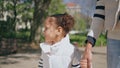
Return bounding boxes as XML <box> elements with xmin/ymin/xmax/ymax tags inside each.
<box><xmin>81</xmin><ymin>43</ymin><xmax>92</xmax><ymax>68</ymax></box>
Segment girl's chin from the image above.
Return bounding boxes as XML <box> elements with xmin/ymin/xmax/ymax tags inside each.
<box><xmin>44</xmin><ymin>41</ymin><xmax>54</xmax><ymax>45</ymax></box>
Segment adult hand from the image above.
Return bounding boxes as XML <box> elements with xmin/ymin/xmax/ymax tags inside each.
<box><xmin>81</xmin><ymin>43</ymin><xmax>92</xmax><ymax>68</ymax></box>
<box><xmin>80</xmin><ymin>59</ymin><xmax>87</xmax><ymax>68</ymax></box>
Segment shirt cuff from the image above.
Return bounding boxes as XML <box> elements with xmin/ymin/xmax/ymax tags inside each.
<box><xmin>85</xmin><ymin>36</ymin><xmax>96</xmax><ymax>47</ymax></box>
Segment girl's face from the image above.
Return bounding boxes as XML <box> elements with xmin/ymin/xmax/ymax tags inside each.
<box><xmin>43</xmin><ymin>17</ymin><xmax>61</xmax><ymax>45</ymax></box>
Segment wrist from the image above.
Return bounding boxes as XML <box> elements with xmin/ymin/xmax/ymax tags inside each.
<box><xmin>85</xmin><ymin>36</ymin><xmax>96</xmax><ymax>47</ymax></box>
<box><xmin>85</xmin><ymin>43</ymin><xmax>92</xmax><ymax>52</ymax></box>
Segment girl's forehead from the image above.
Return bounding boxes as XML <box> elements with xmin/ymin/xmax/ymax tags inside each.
<box><xmin>47</xmin><ymin>17</ymin><xmax>55</xmax><ymax>22</ymax></box>
<box><xmin>45</xmin><ymin>17</ymin><xmax>56</xmax><ymax>25</ymax></box>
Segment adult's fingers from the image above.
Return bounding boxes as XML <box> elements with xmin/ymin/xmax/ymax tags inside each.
<box><xmin>80</xmin><ymin>59</ymin><xmax>87</xmax><ymax>68</ymax></box>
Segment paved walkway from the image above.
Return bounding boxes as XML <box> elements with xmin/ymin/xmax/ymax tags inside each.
<box><xmin>79</xmin><ymin>47</ymin><xmax>107</xmax><ymax>68</ymax></box>
<box><xmin>92</xmin><ymin>47</ymin><xmax>107</xmax><ymax>68</ymax></box>
<box><xmin>0</xmin><ymin>47</ymin><xmax>107</xmax><ymax>68</ymax></box>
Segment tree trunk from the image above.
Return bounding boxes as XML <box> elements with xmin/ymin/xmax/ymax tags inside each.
<box><xmin>12</xmin><ymin>0</ymin><xmax>17</xmax><ymax>31</ymax></box>
<box><xmin>30</xmin><ymin>0</ymin><xmax>51</xmax><ymax>43</ymax></box>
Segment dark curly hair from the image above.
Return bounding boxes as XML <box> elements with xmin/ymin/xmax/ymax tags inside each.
<box><xmin>50</xmin><ymin>13</ymin><xmax>75</xmax><ymax>34</ymax></box>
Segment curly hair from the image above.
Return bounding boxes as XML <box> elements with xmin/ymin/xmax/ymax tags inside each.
<box><xmin>50</xmin><ymin>13</ymin><xmax>75</xmax><ymax>34</ymax></box>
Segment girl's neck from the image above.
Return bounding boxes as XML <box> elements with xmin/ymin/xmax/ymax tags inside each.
<box><xmin>51</xmin><ymin>35</ymin><xmax>65</xmax><ymax>45</ymax></box>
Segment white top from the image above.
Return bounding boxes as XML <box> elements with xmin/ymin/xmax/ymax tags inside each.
<box><xmin>39</xmin><ymin>35</ymin><xmax>81</xmax><ymax>68</ymax></box>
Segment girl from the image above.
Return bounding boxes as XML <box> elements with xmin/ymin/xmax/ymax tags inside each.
<box><xmin>38</xmin><ymin>13</ymin><xmax>81</xmax><ymax>68</ymax></box>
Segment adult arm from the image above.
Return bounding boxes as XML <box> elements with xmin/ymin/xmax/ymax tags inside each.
<box><xmin>81</xmin><ymin>0</ymin><xmax>105</xmax><ymax>68</ymax></box>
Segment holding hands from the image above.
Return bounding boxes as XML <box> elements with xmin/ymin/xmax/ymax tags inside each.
<box><xmin>80</xmin><ymin>43</ymin><xmax>92</xmax><ymax>68</ymax></box>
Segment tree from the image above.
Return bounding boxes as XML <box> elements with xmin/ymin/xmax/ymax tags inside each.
<box><xmin>30</xmin><ymin>0</ymin><xmax>51</xmax><ymax>43</ymax></box>
<box><xmin>0</xmin><ymin>0</ymin><xmax>33</xmax><ymax>37</ymax></box>
<box><xmin>30</xmin><ymin>0</ymin><xmax>66</xmax><ymax>44</ymax></box>
<box><xmin>48</xmin><ymin>0</ymin><xmax>66</xmax><ymax>15</ymax></box>
<box><xmin>74</xmin><ymin>13</ymin><xmax>87</xmax><ymax>31</ymax></box>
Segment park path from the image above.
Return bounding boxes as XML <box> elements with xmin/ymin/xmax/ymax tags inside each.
<box><xmin>79</xmin><ymin>47</ymin><xmax>107</xmax><ymax>68</ymax></box>
<box><xmin>0</xmin><ymin>47</ymin><xmax>107</xmax><ymax>68</ymax></box>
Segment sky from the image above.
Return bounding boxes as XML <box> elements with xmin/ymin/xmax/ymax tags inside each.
<box><xmin>63</xmin><ymin>0</ymin><xmax>97</xmax><ymax>17</ymax></box>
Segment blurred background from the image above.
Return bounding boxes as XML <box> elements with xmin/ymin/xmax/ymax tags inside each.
<box><xmin>0</xmin><ymin>0</ymin><xmax>107</xmax><ymax>68</ymax></box>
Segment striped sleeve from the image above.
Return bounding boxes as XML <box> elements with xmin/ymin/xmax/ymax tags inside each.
<box><xmin>38</xmin><ymin>58</ymin><xmax>43</xmax><ymax>68</ymax></box>
<box><xmin>86</xmin><ymin>0</ymin><xmax>105</xmax><ymax>47</ymax></box>
<box><xmin>72</xmin><ymin>63</ymin><xmax>81</xmax><ymax>68</ymax></box>
<box><xmin>94</xmin><ymin>0</ymin><xmax>105</xmax><ymax>20</ymax></box>
<box><xmin>72</xmin><ymin>48</ymin><xmax>81</xmax><ymax>68</ymax></box>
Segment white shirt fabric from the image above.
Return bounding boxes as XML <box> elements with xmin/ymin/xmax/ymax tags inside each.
<box><xmin>39</xmin><ymin>35</ymin><xmax>81</xmax><ymax>68</ymax></box>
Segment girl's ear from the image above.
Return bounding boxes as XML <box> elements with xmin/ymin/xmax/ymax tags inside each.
<box><xmin>56</xmin><ymin>26</ymin><xmax>63</xmax><ymax>35</ymax></box>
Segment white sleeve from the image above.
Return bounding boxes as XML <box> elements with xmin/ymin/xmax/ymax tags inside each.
<box><xmin>72</xmin><ymin>48</ymin><xmax>81</xmax><ymax>68</ymax></box>
<box><xmin>38</xmin><ymin>52</ymin><xmax>43</xmax><ymax>68</ymax></box>
<box><xmin>38</xmin><ymin>58</ymin><xmax>43</xmax><ymax>68</ymax></box>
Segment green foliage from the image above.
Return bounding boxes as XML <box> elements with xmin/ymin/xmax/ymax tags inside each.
<box><xmin>96</xmin><ymin>34</ymin><xmax>107</xmax><ymax>46</ymax></box>
<box><xmin>0</xmin><ymin>0</ymin><xmax>33</xmax><ymax>39</ymax></box>
<box><xmin>48</xmin><ymin>0</ymin><xmax>66</xmax><ymax>15</ymax></box>
<box><xmin>5</xmin><ymin>2</ymin><xmax>13</xmax><ymax>10</ymax></box>
<box><xmin>70</xmin><ymin>33</ymin><xmax>87</xmax><ymax>47</ymax></box>
<box><xmin>0</xmin><ymin>16</ymin><xmax>14</xmax><ymax>33</ymax></box>
<box><xmin>16</xmin><ymin>31</ymin><xmax>30</xmax><ymax>41</ymax></box>
<box><xmin>79</xmin><ymin>19</ymin><xmax>86</xmax><ymax>31</ymax></box>
<box><xmin>74</xmin><ymin>17</ymin><xmax>86</xmax><ymax>31</ymax></box>
<box><xmin>1</xmin><ymin>30</ymin><xmax>30</xmax><ymax>41</ymax></box>
<box><xmin>70</xmin><ymin>33</ymin><xmax>106</xmax><ymax>47</ymax></box>
<box><xmin>0</xmin><ymin>0</ymin><xmax>4</xmax><ymax>11</ymax></box>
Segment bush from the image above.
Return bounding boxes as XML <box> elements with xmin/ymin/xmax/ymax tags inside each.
<box><xmin>1</xmin><ymin>31</ymin><xmax>30</xmax><ymax>42</ymax></box>
<box><xmin>96</xmin><ymin>34</ymin><xmax>107</xmax><ymax>46</ymax></box>
<box><xmin>69</xmin><ymin>33</ymin><xmax>106</xmax><ymax>47</ymax></box>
